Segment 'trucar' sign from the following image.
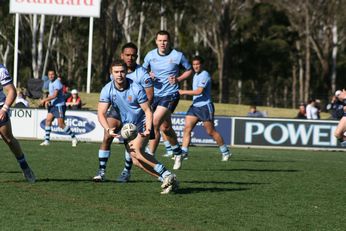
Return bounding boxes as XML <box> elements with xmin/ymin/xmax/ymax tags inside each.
<box><xmin>10</xmin><ymin>0</ymin><xmax>101</xmax><ymax>18</ymax></box>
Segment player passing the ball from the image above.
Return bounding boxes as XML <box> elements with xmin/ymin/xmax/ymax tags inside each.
<box><xmin>97</xmin><ymin>60</ymin><xmax>178</xmax><ymax>194</ymax></box>
<box><xmin>93</xmin><ymin>42</ymin><xmax>154</xmax><ymax>183</ymax></box>
<box><xmin>0</xmin><ymin>64</ymin><xmax>35</xmax><ymax>183</ymax></box>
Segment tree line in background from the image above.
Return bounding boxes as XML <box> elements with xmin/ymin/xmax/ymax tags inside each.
<box><xmin>1</xmin><ymin>0</ymin><xmax>346</xmax><ymax>108</ymax></box>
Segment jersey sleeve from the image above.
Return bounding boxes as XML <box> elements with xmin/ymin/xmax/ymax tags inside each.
<box><xmin>99</xmin><ymin>85</ymin><xmax>111</xmax><ymax>103</ymax></box>
<box><xmin>180</xmin><ymin>53</ymin><xmax>192</xmax><ymax>70</ymax></box>
<box><xmin>142</xmin><ymin>53</ymin><xmax>151</xmax><ymax>70</ymax></box>
<box><xmin>53</xmin><ymin>79</ymin><xmax>63</xmax><ymax>91</ymax></box>
<box><xmin>140</xmin><ymin>68</ymin><xmax>153</xmax><ymax>88</ymax></box>
<box><xmin>135</xmin><ymin>84</ymin><xmax>148</xmax><ymax>104</ymax></box>
<box><xmin>197</xmin><ymin>72</ymin><xmax>210</xmax><ymax>89</ymax></box>
<box><xmin>0</xmin><ymin>66</ymin><xmax>13</xmax><ymax>87</ymax></box>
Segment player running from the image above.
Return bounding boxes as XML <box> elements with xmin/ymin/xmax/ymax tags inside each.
<box><xmin>143</xmin><ymin>30</ymin><xmax>192</xmax><ymax>170</ymax></box>
<box><xmin>0</xmin><ymin>64</ymin><xmax>36</xmax><ymax>183</ymax></box>
<box><xmin>40</xmin><ymin>69</ymin><xmax>78</xmax><ymax>147</ymax></box>
<box><xmin>179</xmin><ymin>56</ymin><xmax>231</xmax><ymax>161</ymax></box>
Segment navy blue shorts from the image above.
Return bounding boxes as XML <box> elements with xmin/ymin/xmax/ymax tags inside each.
<box><xmin>106</xmin><ymin>106</ymin><xmax>121</xmax><ymax>120</ymax></box>
<box><xmin>152</xmin><ymin>92</ymin><xmax>180</xmax><ymax>113</ymax></box>
<box><xmin>186</xmin><ymin>103</ymin><xmax>215</xmax><ymax>121</ymax></box>
<box><xmin>48</xmin><ymin>105</ymin><xmax>66</xmax><ymax>118</ymax></box>
<box><xmin>130</xmin><ymin>119</ymin><xmax>155</xmax><ymax>139</ymax></box>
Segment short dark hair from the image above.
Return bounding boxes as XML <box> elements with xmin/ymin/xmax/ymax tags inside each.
<box><xmin>121</xmin><ymin>42</ymin><xmax>138</xmax><ymax>53</ymax></box>
<box><xmin>109</xmin><ymin>60</ymin><xmax>127</xmax><ymax>73</ymax></box>
<box><xmin>192</xmin><ymin>55</ymin><xmax>204</xmax><ymax>64</ymax></box>
<box><xmin>156</xmin><ymin>30</ymin><xmax>171</xmax><ymax>41</ymax></box>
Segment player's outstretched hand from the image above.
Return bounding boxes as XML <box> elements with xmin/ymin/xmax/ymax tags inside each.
<box><xmin>107</xmin><ymin>128</ymin><xmax>120</xmax><ymax>138</ymax></box>
<box><xmin>140</xmin><ymin>129</ymin><xmax>150</xmax><ymax>137</ymax></box>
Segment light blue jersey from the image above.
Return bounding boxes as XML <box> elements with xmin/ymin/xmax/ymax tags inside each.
<box><xmin>0</xmin><ymin>64</ymin><xmax>12</xmax><ymax>106</ymax></box>
<box><xmin>143</xmin><ymin>48</ymin><xmax>191</xmax><ymax>97</ymax></box>
<box><xmin>49</xmin><ymin>78</ymin><xmax>65</xmax><ymax>106</ymax></box>
<box><xmin>99</xmin><ymin>78</ymin><xmax>148</xmax><ymax>127</ymax></box>
<box><xmin>127</xmin><ymin>64</ymin><xmax>153</xmax><ymax>89</ymax></box>
<box><xmin>192</xmin><ymin>70</ymin><xmax>212</xmax><ymax>107</ymax></box>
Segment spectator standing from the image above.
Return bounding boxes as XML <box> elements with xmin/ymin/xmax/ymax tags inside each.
<box><xmin>326</xmin><ymin>95</ymin><xmax>342</xmax><ymax>120</ymax></box>
<box><xmin>306</xmin><ymin>99</ymin><xmax>319</xmax><ymax>120</ymax></box>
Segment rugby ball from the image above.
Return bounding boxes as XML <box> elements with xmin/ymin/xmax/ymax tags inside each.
<box><xmin>120</xmin><ymin>123</ymin><xmax>138</xmax><ymax>140</ymax></box>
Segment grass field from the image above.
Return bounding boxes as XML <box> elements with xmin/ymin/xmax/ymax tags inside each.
<box><xmin>1</xmin><ymin>140</ymin><xmax>346</xmax><ymax>230</ymax></box>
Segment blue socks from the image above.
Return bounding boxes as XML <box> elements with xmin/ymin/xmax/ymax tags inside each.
<box><xmin>98</xmin><ymin>150</ymin><xmax>110</xmax><ymax>170</ymax></box>
<box><xmin>123</xmin><ymin>150</ymin><xmax>133</xmax><ymax>172</ymax></box>
<box><xmin>219</xmin><ymin>145</ymin><xmax>230</xmax><ymax>155</ymax></box>
<box><xmin>154</xmin><ymin>163</ymin><xmax>171</xmax><ymax>178</ymax></box>
<box><xmin>16</xmin><ymin>154</ymin><xmax>29</xmax><ymax>170</ymax></box>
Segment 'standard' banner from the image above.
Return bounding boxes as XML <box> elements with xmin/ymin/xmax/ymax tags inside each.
<box><xmin>233</xmin><ymin>117</ymin><xmax>341</xmax><ymax>149</ymax></box>
<box><xmin>10</xmin><ymin>0</ymin><xmax>101</xmax><ymax>18</ymax></box>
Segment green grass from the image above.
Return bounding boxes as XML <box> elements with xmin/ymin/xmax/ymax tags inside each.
<box><xmin>1</xmin><ymin>140</ymin><xmax>346</xmax><ymax>230</ymax></box>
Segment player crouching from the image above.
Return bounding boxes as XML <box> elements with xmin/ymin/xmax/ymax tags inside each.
<box><xmin>97</xmin><ymin>60</ymin><xmax>178</xmax><ymax>194</ymax></box>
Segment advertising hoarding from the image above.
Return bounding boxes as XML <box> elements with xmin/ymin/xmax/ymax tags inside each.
<box><xmin>233</xmin><ymin>117</ymin><xmax>341</xmax><ymax>149</ymax></box>
<box><xmin>10</xmin><ymin>0</ymin><xmax>101</xmax><ymax>18</ymax></box>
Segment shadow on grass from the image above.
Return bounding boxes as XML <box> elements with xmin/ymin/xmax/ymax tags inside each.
<box><xmin>35</xmin><ymin>178</ymin><xmax>160</xmax><ymax>184</ymax></box>
<box><xmin>232</xmin><ymin>159</ymin><xmax>297</xmax><ymax>163</ymax></box>
<box><xmin>223</xmin><ymin>168</ymin><xmax>300</xmax><ymax>172</ymax></box>
<box><xmin>182</xmin><ymin>180</ymin><xmax>266</xmax><ymax>185</ymax></box>
<box><xmin>0</xmin><ymin>170</ymin><xmax>22</xmax><ymax>174</ymax></box>
<box><xmin>176</xmin><ymin>187</ymin><xmax>250</xmax><ymax>194</ymax></box>
<box><xmin>184</xmin><ymin>168</ymin><xmax>301</xmax><ymax>173</ymax></box>
<box><xmin>37</xmin><ymin>178</ymin><xmax>97</xmax><ymax>183</ymax></box>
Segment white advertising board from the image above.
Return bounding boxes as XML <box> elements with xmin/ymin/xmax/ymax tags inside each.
<box><xmin>10</xmin><ymin>0</ymin><xmax>101</xmax><ymax>18</ymax></box>
<box><xmin>36</xmin><ymin>109</ymin><xmax>105</xmax><ymax>142</ymax></box>
<box><xmin>11</xmin><ymin>108</ymin><xmax>37</xmax><ymax>138</ymax></box>
<box><xmin>10</xmin><ymin>108</ymin><xmax>107</xmax><ymax>142</ymax></box>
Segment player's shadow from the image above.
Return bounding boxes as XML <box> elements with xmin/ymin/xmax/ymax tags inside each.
<box><xmin>176</xmin><ymin>187</ymin><xmax>250</xmax><ymax>194</ymax></box>
<box><xmin>0</xmin><ymin>170</ymin><xmax>22</xmax><ymax>174</ymax></box>
<box><xmin>190</xmin><ymin>168</ymin><xmax>301</xmax><ymax>173</ymax></box>
<box><xmin>36</xmin><ymin>178</ymin><xmax>162</xmax><ymax>184</ymax></box>
<box><xmin>37</xmin><ymin>178</ymin><xmax>97</xmax><ymax>183</ymax></box>
<box><xmin>173</xmin><ymin>180</ymin><xmax>265</xmax><ymax>194</ymax></box>
<box><xmin>182</xmin><ymin>180</ymin><xmax>266</xmax><ymax>185</ymax></box>
<box><xmin>220</xmin><ymin>168</ymin><xmax>300</xmax><ymax>173</ymax></box>
<box><xmin>232</xmin><ymin>159</ymin><xmax>297</xmax><ymax>163</ymax></box>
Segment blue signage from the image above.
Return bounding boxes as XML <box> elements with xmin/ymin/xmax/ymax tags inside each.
<box><xmin>171</xmin><ymin>114</ymin><xmax>232</xmax><ymax>145</ymax></box>
<box><xmin>40</xmin><ymin>115</ymin><xmax>96</xmax><ymax>135</ymax></box>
